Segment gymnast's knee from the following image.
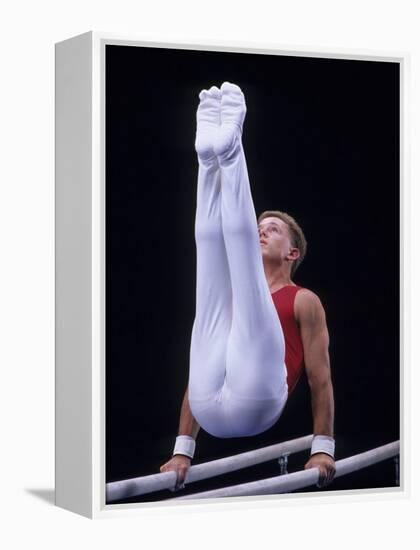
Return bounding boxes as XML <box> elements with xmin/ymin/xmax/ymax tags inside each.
<box><xmin>195</xmin><ymin>218</ymin><xmax>223</xmax><ymax>243</ymax></box>
<box><xmin>222</xmin><ymin>217</ymin><xmax>256</xmax><ymax>240</ymax></box>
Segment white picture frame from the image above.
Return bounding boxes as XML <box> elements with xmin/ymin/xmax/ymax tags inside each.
<box><xmin>55</xmin><ymin>31</ymin><xmax>407</xmax><ymax>519</ymax></box>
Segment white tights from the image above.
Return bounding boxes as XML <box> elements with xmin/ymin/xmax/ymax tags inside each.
<box><xmin>188</xmin><ymin>83</ymin><xmax>288</xmax><ymax>438</ymax></box>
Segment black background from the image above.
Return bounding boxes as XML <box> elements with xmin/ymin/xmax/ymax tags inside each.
<box><xmin>105</xmin><ymin>45</ymin><xmax>400</xmax><ymax>503</ymax></box>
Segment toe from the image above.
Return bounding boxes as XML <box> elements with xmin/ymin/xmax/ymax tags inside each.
<box><xmin>200</xmin><ymin>86</ymin><xmax>221</xmax><ymax>102</ymax></box>
<box><xmin>221</xmin><ymin>81</ymin><xmax>243</xmax><ymax>95</ymax></box>
<box><xmin>199</xmin><ymin>89</ymin><xmax>210</xmax><ymax>101</ymax></box>
<box><xmin>209</xmin><ymin>85</ymin><xmax>222</xmax><ymax>100</ymax></box>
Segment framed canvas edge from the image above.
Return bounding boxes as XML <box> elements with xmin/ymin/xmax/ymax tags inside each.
<box><xmin>55</xmin><ymin>31</ymin><xmax>94</xmax><ymax>519</ymax></box>
<box><xmin>85</xmin><ymin>32</ymin><xmax>409</xmax><ymax>519</ymax></box>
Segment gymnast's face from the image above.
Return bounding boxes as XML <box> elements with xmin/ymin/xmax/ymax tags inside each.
<box><xmin>258</xmin><ymin>217</ymin><xmax>297</xmax><ymax>265</ymax></box>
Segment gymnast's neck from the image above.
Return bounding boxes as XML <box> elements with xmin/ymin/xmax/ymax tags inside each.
<box><xmin>263</xmin><ymin>259</ymin><xmax>295</xmax><ymax>294</ymax></box>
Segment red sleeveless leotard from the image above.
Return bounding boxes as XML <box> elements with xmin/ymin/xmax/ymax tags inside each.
<box><xmin>271</xmin><ymin>285</ymin><xmax>304</xmax><ymax>395</ymax></box>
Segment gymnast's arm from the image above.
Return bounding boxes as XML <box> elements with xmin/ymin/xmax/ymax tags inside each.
<box><xmin>159</xmin><ymin>386</ymin><xmax>200</xmax><ymax>489</ymax></box>
<box><xmin>295</xmin><ymin>289</ymin><xmax>336</xmax><ymax>487</ymax></box>
<box><xmin>178</xmin><ymin>385</ymin><xmax>201</xmax><ymax>439</ymax></box>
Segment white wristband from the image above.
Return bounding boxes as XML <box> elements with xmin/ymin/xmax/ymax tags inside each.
<box><xmin>311</xmin><ymin>435</ymin><xmax>335</xmax><ymax>459</ymax></box>
<box><xmin>173</xmin><ymin>435</ymin><xmax>196</xmax><ymax>459</ymax></box>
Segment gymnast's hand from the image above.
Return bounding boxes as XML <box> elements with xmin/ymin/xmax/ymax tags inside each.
<box><xmin>160</xmin><ymin>454</ymin><xmax>191</xmax><ymax>491</ymax></box>
<box><xmin>304</xmin><ymin>453</ymin><xmax>336</xmax><ymax>488</ymax></box>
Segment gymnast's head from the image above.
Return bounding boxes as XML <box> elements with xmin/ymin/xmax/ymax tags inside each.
<box><xmin>257</xmin><ymin>211</ymin><xmax>307</xmax><ymax>277</ymax></box>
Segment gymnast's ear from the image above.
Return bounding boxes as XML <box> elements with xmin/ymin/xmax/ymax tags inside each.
<box><xmin>287</xmin><ymin>247</ymin><xmax>300</xmax><ymax>262</ymax></box>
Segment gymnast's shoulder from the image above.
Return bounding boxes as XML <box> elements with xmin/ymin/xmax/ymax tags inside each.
<box><xmin>293</xmin><ymin>287</ymin><xmax>328</xmax><ymax>325</ymax></box>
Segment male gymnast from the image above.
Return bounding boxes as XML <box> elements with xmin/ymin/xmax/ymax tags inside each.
<box><xmin>160</xmin><ymin>82</ymin><xmax>335</xmax><ymax>491</ymax></box>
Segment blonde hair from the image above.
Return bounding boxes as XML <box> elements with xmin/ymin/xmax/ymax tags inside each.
<box><xmin>257</xmin><ymin>210</ymin><xmax>307</xmax><ymax>276</ymax></box>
